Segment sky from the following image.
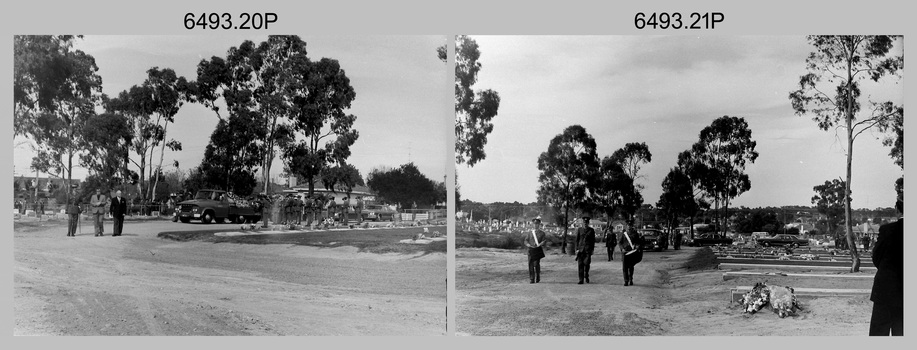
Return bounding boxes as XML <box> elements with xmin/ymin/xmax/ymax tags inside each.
<box><xmin>14</xmin><ymin>35</ymin><xmax>449</xmax><ymax>187</ymax></box>
<box><xmin>456</xmin><ymin>36</ymin><xmax>904</xmax><ymax>210</ymax></box>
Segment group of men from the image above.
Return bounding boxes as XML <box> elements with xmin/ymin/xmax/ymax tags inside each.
<box><xmin>524</xmin><ymin>215</ymin><xmax>644</xmax><ymax>286</ymax></box>
<box><xmin>275</xmin><ymin>193</ymin><xmax>367</xmax><ymax>225</ymax></box>
<box><xmin>67</xmin><ymin>188</ymin><xmax>128</xmax><ymax>237</ymax></box>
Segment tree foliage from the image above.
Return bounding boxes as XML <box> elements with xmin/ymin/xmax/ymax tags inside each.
<box><xmin>320</xmin><ymin>164</ymin><xmax>365</xmax><ymax>194</ymax></box>
<box><xmin>789</xmin><ymin>35</ymin><xmax>903</xmax><ymax>272</ymax></box>
<box><xmin>444</xmin><ymin>35</ymin><xmax>501</xmax><ymax>166</ymax></box>
<box><xmin>682</xmin><ymin>116</ymin><xmax>758</xmax><ymax>234</ymax></box>
<box><xmin>811</xmin><ymin>179</ymin><xmax>849</xmax><ymax>244</ymax></box>
<box><xmin>656</xmin><ymin>167</ymin><xmax>699</xmax><ymax>232</ymax></box>
<box><xmin>198</xmin><ymin>113</ymin><xmax>264</xmax><ymax>196</ymax></box>
<box><xmin>282</xmin><ymin>56</ymin><xmax>359</xmax><ymax>196</ymax></box>
<box><xmin>367</xmin><ymin>163</ymin><xmax>441</xmax><ymax>208</ymax></box>
<box><xmin>14</xmin><ymin>35</ymin><xmax>103</xmax><ymax>205</ymax></box>
<box><xmin>589</xmin><ymin>156</ymin><xmax>640</xmax><ymax>225</ymax></box>
<box><xmin>610</xmin><ymin>142</ymin><xmax>652</xmax><ymax>190</ymax></box>
<box><xmin>537</xmin><ymin>125</ymin><xmax>598</xmax><ymax>250</ymax></box>
<box><xmin>80</xmin><ymin>113</ymin><xmax>132</xmax><ymax>188</ymax></box>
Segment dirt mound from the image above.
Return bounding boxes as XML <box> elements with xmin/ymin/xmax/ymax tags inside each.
<box><xmin>682</xmin><ymin>247</ymin><xmax>719</xmax><ymax>271</ymax></box>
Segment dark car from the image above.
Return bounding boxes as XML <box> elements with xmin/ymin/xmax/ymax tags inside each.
<box><xmin>756</xmin><ymin>234</ymin><xmax>808</xmax><ymax>248</ymax></box>
<box><xmin>688</xmin><ymin>233</ymin><xmax>734</xmax><ymax>247</ymax></box>
<box><xmin>639</xmin><ymin>229</ymin><xmax>668</xmax><ymax>252</ymax></box>
<box><xmin>363</xmin><ymin>204</ymin><xmax>396</xmax><ymax>221</ymax></box>
<box><xmin>177</xmin><ymin>189</ymin><xmax>262</xmax><ymax>224</ymax></box>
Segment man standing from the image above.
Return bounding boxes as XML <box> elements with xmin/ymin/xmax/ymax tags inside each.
<box><xmin>342</xmin><ymin>196</ymin><xmax>351</xmax><ymax>226</ymax></box>
<box><xmin>356</xmin><ymin>196</ymin><xmax>364</xmax><ymax>223</ymax></box>
<box><xmin>574</xmin><ymin>216</ymin><xmax>596</xmax><ymax>284</ymax></box>
<box><xmin>90</xmin><ymin>188</ymin><xmax>107</xmax><ymax>237</ymax></box>
<box><xmin>66</xmin><ymin>196</ymin><xmax>80</xmax><ymax>237</ymax></box>
<box><xmin>523</xmin><ymin>216</ymin><xmax>547</xmax><ymax>284</ymax></box>
<box><xmin>604</xmin><ymin>225</ymin><xmax>616</xmax><ymax>261</ymax></box>
<box><xmin>110</xmin><ymin>190</ymin><xmax>127</xmax><ymax>236</ymax></box>
<box><xmin>869</xmin><ymin>179</ymin><xmax>903</xmax><ymax>336</ymax></box>
<box><xmin>619</xmin><ymin>227</ymin><xmax>644</xmax><ymax>286</ymax></box>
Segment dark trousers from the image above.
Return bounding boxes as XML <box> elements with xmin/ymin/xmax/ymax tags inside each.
<box><xmin>528</xmin><ymin>258</ymin><xmax>542</xmax><ymax>282</ymax></box>
<box><xmin>577</xmin><ymin>253</ymin><xmax>591</xmax><ymax>281</ymax></box>
<box><xmin>869</xmin><ymin>302</ymin><xmax>903</xmax><ymax>336</ymax></box>
<box><xmin>606</xmin><ymin>246</ymin><xmax>614</xmax><ymax>261</ymax></box>
<box><xmin>67</xmin><ymin>214</ymin><xmax>79</xmax><ymax>236</ymax></box>
<box><xmin>622</xmin><ymin>254</ymin><xmax>639</xmax><ymax>283</ymax></box>
<box><xmin>113</xmin><ymin>215</ymin><xmax>124</xmax><ymax>236</ymax></box>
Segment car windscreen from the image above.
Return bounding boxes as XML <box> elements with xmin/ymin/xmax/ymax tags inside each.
<box><xmin>195</xmin><ymin>191</ymin><xmax>211</xmax><ymax>200</ymax></box>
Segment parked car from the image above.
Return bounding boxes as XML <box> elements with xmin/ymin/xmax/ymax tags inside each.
<box><xmin>639</xmin><ymin>229</ymin><xmax>668</xmax><ymax>252</ymax></box>
<box><xmin>688</xmin><ymin>233</ymin><xmax>734</xmax><ymax>246</ymax></box>
<box><xmin>756</xmin><ymin>234</ymin><xmax>809</xmax><ymax>247</ymax></box>
<box><xmin>363</xmin><ymin>204</ymin><xmax>396</xmax><ymax>221</ymax></box>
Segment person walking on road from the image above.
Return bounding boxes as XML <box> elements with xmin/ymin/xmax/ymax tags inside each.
<box><xmin>619</xmin><ymin>227</ymin><xmax>644</xmax><ymax>286</ymax></box>
<box><xmin>66</xmin><ymin>197</ymin><xmax>80</xmax><ymax>237</ymax></box>
<box><xmin>90</xmin><ymin>188</ymin><xmax>107</xmax><ymax>237</ymax></box>
<box><xmin>574</xmin><ymin>216</ymin><xmax>596</xmax><ymax>284</ymax></box>
<box><xmin>604</xmin><ymin>225</ymin><xmax>616</xmax><ymax>261</ymax></box>
<box><xmin>110</xmin><ymin>190</ymin><xmax>127</xmax><ymax>236</ymax></box>
<box><xmin>869</xmin><ymin>178</ymin><xmax>903</xmax><ymax>336</ymax></box>
<box><xmin>523</xmin><ymin>216</ymin><xmax>547</xmax><ymax>284</ymax></box>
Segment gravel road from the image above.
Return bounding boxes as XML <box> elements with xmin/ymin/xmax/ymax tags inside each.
<box><xmin>15</xmin><ymin>219</ymin><xmax>446</xmax><ymax>335</ymax></box>
<box><xmin>456</xmin><ymin>246</ymin><xmax>874</xmax><ymax>336</ymax></box>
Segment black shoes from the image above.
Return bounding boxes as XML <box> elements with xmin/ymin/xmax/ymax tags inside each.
<box><xmin>530</xmin><ymin>280</ymin><xmax>535</xmax><ymax>284</ymax></box>
<box><xmin>578</xmin><ymin>280</ymin><xmax>584</xmax><ymax>285</ymax></box>
<box><xmin>535</xmin><ymin>277</ymin><xmax>540</xmax><ymax>283</ymax></box>
<box><xmin>585</xmin><ymin>277</ymin><xmax>590</xmax><ymax>284</ymax></box>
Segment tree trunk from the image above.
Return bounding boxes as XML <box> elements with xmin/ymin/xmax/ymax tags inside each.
<box><xmin>845</xmin><ymin>57</ymin><xmax>861</xmax><ymax>273</ymax></box>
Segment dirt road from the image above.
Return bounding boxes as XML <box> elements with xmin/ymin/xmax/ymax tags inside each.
<box><xmin>456</xmin><ymin>246</ymin><xmax>874</xmax><ymax>336</ymax></box>
<box><xmin>14</xmin><ymin>220</ymin><xmax>446</xmax><ymax>335</ymax></box>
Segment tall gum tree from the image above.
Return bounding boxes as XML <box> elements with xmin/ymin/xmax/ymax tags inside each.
<box><xmin>789</xmin><ymin>35</ymin><xmax>903</xmax><ymax>272</ymax></box>
<box><xmin>537</xmin><ymin>125</ymin><xmax>599</xmax><ymax>254</ymax></box>
<box><xmin>690</xmin><ymin>116</ymin><xmax>757</xmax><ymax>235</ymax></box>
<box><xmin>282</xmin><ymin>57</ymin><xmax>359</xmax><ymax>197</ymax></box>
<box><xmin>441</xmin><ymin>35</ymin><xmax>501</xmax><ymax>166</ymax></box>
<box><xmin>14</xmin><ymin>35</ymin><xmax>103</xmax><ymax>208</ymax></box>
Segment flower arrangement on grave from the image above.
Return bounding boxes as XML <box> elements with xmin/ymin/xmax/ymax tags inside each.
<box><xmin>739</xmin><ymin>282</ymin><xmax>802</xmax><ymax>318</ymax></box>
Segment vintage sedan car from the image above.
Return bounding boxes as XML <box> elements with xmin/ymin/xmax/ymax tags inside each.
<box><xmin>688</xmin><ymin>233</ymin><xmax>734</xmax><ymax>246</ymax></box>
<box><xmin>363</xmin><ymin>204</ymin><xmax>396</xmax><ymax>221</ymax></box>
<box><xmin>756</xmin><ymin>234</ymin><xmax>809</xmax><ymax>247</ymax></box>
<box><xmin>638</xmin><ymin>229</ymin><xmax>669</xmax><ymax>252</ymax></box>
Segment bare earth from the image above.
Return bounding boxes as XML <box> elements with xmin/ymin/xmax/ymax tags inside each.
<box><xmin>456</xmin><ymin>246</ymin><xmax>874</xmax><ymax>336</ymax></box>
<box><xmin>14</xmin><ymin>220</ymin><xmax>446</xmax><ymax>335</ymax></box>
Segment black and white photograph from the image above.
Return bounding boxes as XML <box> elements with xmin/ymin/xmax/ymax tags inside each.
<box><xmin>13</xmin><ymin>35</ymin><xmax>449</xmax><ymax>335</ymax></box>
<box><xmin>453</xmin><ymin>35</ymin><xmax>904</xmax><ymax>336</ymax></box>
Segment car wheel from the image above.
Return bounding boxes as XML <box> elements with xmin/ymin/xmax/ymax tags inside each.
<box><xmin>179</xmin><ymin>217</ymin><xmax>191</xmax><ymax>223</ymax></box>
<box><xmin>234</xmin><ymin>215</ymin><xmax>246</xmax><ymax>224</ymax></box>
<box><xmin>202</xmin><ymin>212</ymin><xmax>213</xmax><ymax>224</ymax></box>
<box><xmin>763</xmin><ymin>242</ymin><xmax>770</xmax><ymax>247</ymax></box>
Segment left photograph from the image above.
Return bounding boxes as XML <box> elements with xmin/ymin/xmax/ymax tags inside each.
<box><xmin>13</xmin><ymin>35</ymin><xmax>449</xmax><ymax>335</ymax></box>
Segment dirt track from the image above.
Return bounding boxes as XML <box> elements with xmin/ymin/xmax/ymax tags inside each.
<box><xmin>456</xmin><ymin>246</ymin><xmax>874</xmax><ymax>336</ymax></box>
<box><xmin>14</xmin><ymin>219</ymin><xmax>446</xmax><ymax>335</ymax></box>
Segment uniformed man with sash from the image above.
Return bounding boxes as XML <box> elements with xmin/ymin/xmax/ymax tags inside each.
<box><xmin>523</xmin><ymin>216</ymin><xmax>547</xmax><ymax>284</ymax></box>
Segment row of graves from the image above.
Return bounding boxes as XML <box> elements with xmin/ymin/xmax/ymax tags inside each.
<box><xmin>711</xmin><ymin>244</ymin><xmax>875</xmax><ymax>318</ymax></box>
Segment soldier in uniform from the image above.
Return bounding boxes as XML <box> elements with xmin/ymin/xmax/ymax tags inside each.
<box><xmin>604</xmin><ymin>224</ymin><xmax>616</xmax><ymax>261</ymax></box>
<box><xmin>619</xmin><ymin>227</ymin><xmax>644</xmax><ymax>286</ymax></box>
<box><xmin>90</xmin><ymin>188</ymin><xmax>107</xmax><ymax>236</ymax></box>
<box><xmin>574</xmin><ymin>216</ymin><xmax>596</xmax><ymax>284</ymax></box>
<box><xmin>523</xmin><ymin>216</ymin><xmax>547</xmax><ymax>284</ymax></box>
<box><xmin>66</xmin><ymin>196</ymin><xmax>80</xmax><ymax>237</ymax></box>
<box><xmin>342</xmin><ymin>196</ymin><xmax>351</xmax><ymax>226</ymax></box>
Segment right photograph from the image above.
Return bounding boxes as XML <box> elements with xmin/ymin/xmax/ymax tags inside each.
<box><xmin>452</xmin><ymin>35</ymin><xmax>904</xmax><ymax>336</ymax></box>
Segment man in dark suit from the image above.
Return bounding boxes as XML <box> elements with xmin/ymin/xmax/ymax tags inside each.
<box><xmin>66</xmin><ymin>196</ymin><xmax>80</xmax><ymax>237</ymax></box>
<box><xmin>574</xmin><ymin>216</ymin><xmax>596</xmax><ymax>284</ymax></box>
<box><xmin>523</xmin><ymin>216</ymin><xmax>547</xmax><ymax>284</ymax></box>
<box><xmin>869</xmin><ymin>179</ymin><xmax>903</xmax><ymax>336</ymax></box>
<box><xmin>109</xmin><ymin>190</ymin><xmax>127</xmax><ymax>236</ymax></box>
<box><xmin>604</xmin><ymin>225</ymin><xmax>616</xmax><ymax>261</ymax></box>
